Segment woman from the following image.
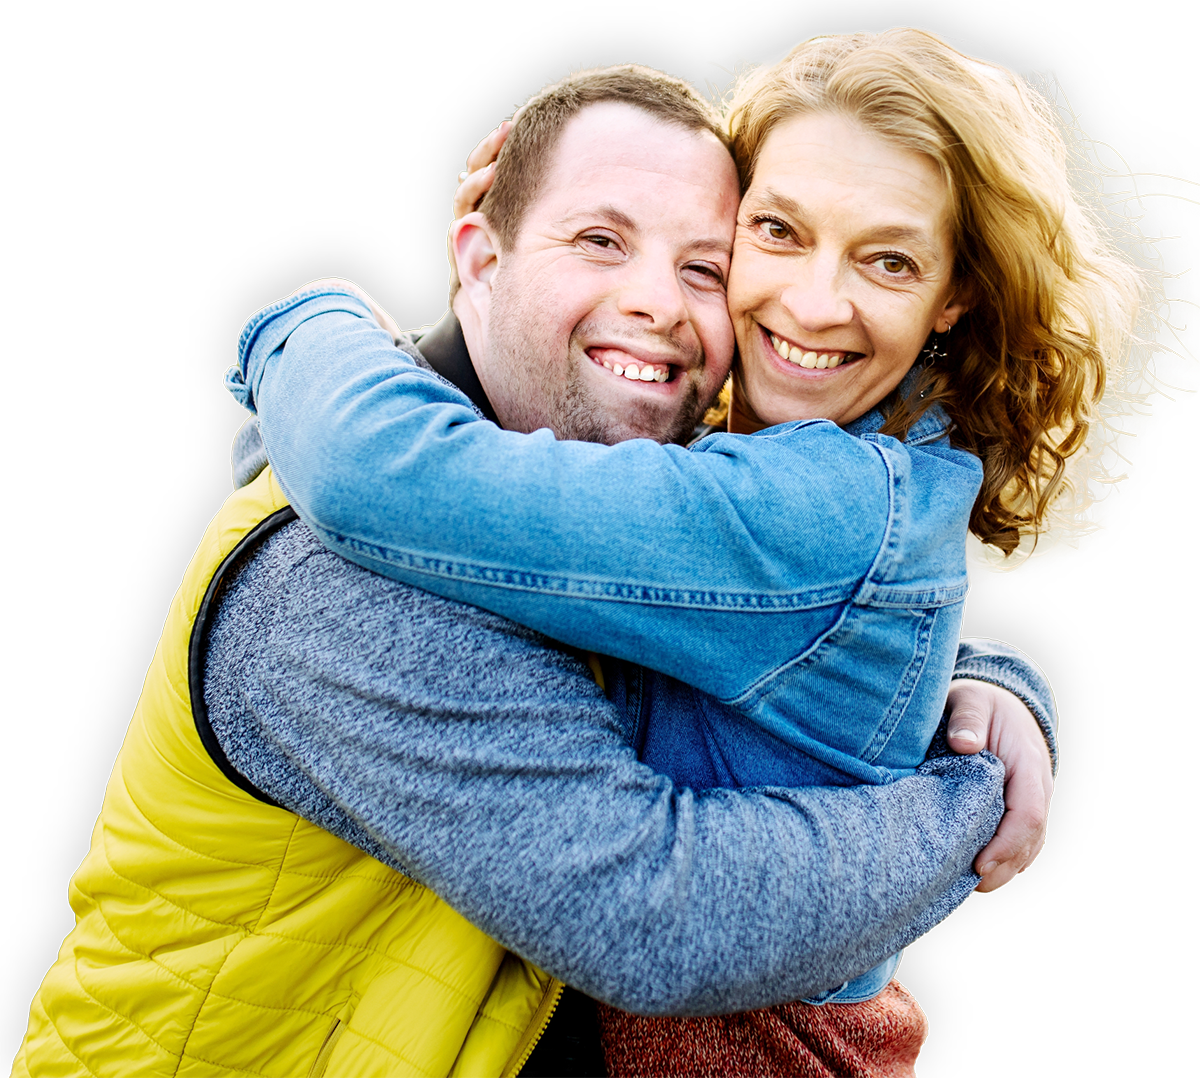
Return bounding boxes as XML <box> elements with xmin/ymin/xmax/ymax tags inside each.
<box><xmin>235</xmin><ymin>29</ymin><xmax>1141</xmax><ymax>1076</ymax></box>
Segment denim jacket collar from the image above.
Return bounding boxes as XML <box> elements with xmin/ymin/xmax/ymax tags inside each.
<box><xmin>690</xmin><ymin>368</ymin><xmax>950</xmax><ymax>448</ymax></box>
<box><xmin>842</xmin><ymin>366</ymin><xmax>951</xmax><ymax>447</ymax></box>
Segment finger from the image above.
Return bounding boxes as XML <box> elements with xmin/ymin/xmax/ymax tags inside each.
<box><xmin>973</xmin><ymin>808</ymin><xmax>1042</xmax><ymax>891</ymax></box>
<box><xmin>465</xmin><ymin>120</ymin><xmax>512</xmax><ymax>174</ymax></box>
<box><xmin>975</xmin><ymin>856</ymin><xmax>1019</xmax><ymax>892</ymax></box>
<box><xmin>975</xmin><ymin>824</ymin><xmax>1047</xmax><ymax>892</ymax></box>
<box><xmin>946</xmin><ymin>714</ymin><xmax>987</xmax><ymax>753</ymax></box>
<box><xmin>452</xmin><ymin>163</ymin><xmax>497</xmax><ymax>220</ymax></box>
<box><xmin>972</xmin><ymin>762</ymin><xmax>1049</xmax><ymax>890</ymax></box>
<box><xmin>944</xmin><ymin>691</ymin><xmax>990</xmax><ymax>754</ymax></box>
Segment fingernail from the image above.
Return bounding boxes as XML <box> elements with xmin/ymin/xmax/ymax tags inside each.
<box><xmin>980</xmin><ymin>861</ymin><xmax>998</xmax><ymax>875</ymax></box>
<box><xmin>948</xmin><ymin>728</ymin><xmax>979</xmax><ymax>745</ymax></box>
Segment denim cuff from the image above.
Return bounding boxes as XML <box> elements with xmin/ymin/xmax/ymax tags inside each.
<box><xmin>226</xmin><ymin>286</ymin><xmax>372</xmax><ymax>411</ymax></box>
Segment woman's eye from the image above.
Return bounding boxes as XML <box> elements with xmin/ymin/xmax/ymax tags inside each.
<box><xmin>874</xmin><ymin>253</ymin><xmax>914</xmax><ymax>275</ymax></box>
<box><xmin>582</xmin><ymin>234</ymin><xmax>617</xmax><ymax>249</ymax></box>
<box><xmin>756</xmin><ymin>218</ymin><xmax>790</xmax><ymax>241</ymax></box>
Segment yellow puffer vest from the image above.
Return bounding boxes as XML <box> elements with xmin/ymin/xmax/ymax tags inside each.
<box><xmin>13</xmin><ymin>468</ymin><xmax>562</xmax><ymax>1078</ymax></box>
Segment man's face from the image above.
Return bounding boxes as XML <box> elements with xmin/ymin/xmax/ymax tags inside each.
<box><xmin>474</xmin><ymin>102</ymin><xmax>739</xmax><ymax>445</ymax></box>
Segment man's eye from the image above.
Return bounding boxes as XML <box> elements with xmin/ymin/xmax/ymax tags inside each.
<box><xmin>686</xmin><ymin>263</ymin><xmax>725</xmax><ymax>285</ymax></box>
<box><xmin>582</xmin><ymin>234</ymin><xmax>617</xmax><ymax>249</ymax></box>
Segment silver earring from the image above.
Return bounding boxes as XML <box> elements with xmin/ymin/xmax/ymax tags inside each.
<box><xmin>919</xmin><ymin>328</ymin><xmax>950</xmax><ymax>365</ymax></box>
<box><xmin>917</xmin><ymin>329</ymin><xmax>949</xmax><ymax>400</ymax></box>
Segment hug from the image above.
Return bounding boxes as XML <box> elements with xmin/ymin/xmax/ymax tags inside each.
<box><xmin>15</xmin><ymin>28</ymin><xmax>1141</xmax><ymax>1078</ymax></box>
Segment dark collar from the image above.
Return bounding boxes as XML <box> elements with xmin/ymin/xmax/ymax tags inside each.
<box><xmin>412</xmin><ymin>311</ymin><xmax>498</xmax><ymax>424</ymax></box>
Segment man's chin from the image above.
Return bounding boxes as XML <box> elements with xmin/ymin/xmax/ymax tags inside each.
<box><xmin>553</xmin><ymin>380</ymin><xmax>704</xmax><ymax>446</ymax></box>
<box><xmin>550</xmin><ymin>360</ymin><xmax>704</xmax><ymax>445</ymax></box>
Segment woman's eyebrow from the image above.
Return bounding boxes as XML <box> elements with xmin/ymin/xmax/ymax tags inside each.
<box><xmin>748</xmin><ymin>187</ymin><xmax>942</xmax><ymax>260</ymax></box>
<box><xmin>746</xmin><ymin>187</ymin><xmax>807</xmax><ymax>220</ymax></box>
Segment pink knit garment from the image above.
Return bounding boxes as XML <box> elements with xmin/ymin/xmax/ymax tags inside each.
<box><xmin>597</xmin><ymin>981</ymin><xmax>928</xmax><ymax>1078</ymax></box>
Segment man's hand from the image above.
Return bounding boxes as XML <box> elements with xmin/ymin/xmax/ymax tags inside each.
<box><xmin>289</xmin><ymin>278</ymin><xmax>403</xmax><ymax>344</ymax></box>
<box><xmin>945</xmin><ymin>679</ymin><xmax>1054</xmax><ymax>893</ymax></box>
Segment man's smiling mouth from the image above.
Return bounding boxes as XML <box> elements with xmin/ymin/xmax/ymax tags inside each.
<box><xmin>587</xmin><ymin>347</ymin><xmax>673</xmax><ymax>383</ymax></box>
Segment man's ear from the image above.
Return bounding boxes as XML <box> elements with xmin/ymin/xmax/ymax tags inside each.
<box><xmin>452</xmin><ymin>212</ymin><xmax>500</xmax><ymax>316</ymax></box>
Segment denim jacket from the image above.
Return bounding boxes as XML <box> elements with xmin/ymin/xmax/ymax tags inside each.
<box><xmin>225</xmin><ymin>288</ymin><xmax>1060</xmax><ymax>1008</ymax></box>
<box><xmin>230</xmin><ymin>288</ymin><xmax>983</xmax><ymax>787</ymax></box>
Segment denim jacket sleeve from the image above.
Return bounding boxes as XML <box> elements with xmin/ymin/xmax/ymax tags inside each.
<box><xmin>230</xmin><ymin>289</ymin><xmax>982</xmax><ymax>705</ymax></box>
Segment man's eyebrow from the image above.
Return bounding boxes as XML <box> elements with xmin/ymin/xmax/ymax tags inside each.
<box><xmin>552</xmin><ymin>206</ymin><xmax>731</xmax><ymax>260</ymax></box>
<box><xmin>552</xmin><ymin>205</ymin><xmax>640</xmax><ymax>234</ymax></box>
<box><xmin>749</xmin><ymin>186</ymin><xmax>942</xmax><ymax>258</ymax></box>
<box><xmin>685</xmin><ymin>237</ymin><xmax>734</xmax><ymax>259</ymax></box>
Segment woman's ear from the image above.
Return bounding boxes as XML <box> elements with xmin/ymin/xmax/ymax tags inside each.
<box><xmin>937</xmin><ymin>278</ymin><xmax>973</xmax><ymax>333</ymax></box>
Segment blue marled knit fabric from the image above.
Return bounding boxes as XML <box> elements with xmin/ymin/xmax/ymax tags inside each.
<box><xmin>203</xmin><ymin>517</ymin><xmax>1006</xmax><ymax>1016</ymax></box>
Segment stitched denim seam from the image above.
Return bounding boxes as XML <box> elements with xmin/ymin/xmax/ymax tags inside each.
<box><xmin>328</xmin><ymin>528</ymin><xmax>861</xmax><ymax>611</ymax></box>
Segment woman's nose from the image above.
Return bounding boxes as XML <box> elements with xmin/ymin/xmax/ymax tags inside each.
<box><xmin>778</xmin><ymin>255</ymin><xmax>854</xmax><ymax>331</ymax></box>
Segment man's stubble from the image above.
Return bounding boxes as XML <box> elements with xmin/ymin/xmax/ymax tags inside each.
<box><xmin>484</xmin><ymin>272</ymin><xmax>710</xmax><ymax>447</ymax></box>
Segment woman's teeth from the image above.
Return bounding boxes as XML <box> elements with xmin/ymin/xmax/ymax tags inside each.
<box><xmin>769</xmin><ymin>334</ymin><xmax>845</xmax><ymax>369</ymax></box>
<box><xmin>599</xmin><ymin>358</ymin><xmax>670</xmax><ymax>382</ymax></box>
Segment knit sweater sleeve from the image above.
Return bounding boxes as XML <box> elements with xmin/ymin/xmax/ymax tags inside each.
<box><xmin>202</xmin><ymin>519</ymin><xmax>1003</xmax><ymax>1016</ymax></box>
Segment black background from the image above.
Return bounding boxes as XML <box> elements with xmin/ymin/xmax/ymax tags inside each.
<box><xmin>16</xmin><ymin>12</ymin><xmax>1190</xmax><ymax>1061</ymax></box>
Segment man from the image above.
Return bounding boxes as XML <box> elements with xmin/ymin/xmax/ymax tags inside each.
<box><xmin>14</xmin><ymin>66</ymin><xmax>1054</xmax><ymax>1078</ymax></box>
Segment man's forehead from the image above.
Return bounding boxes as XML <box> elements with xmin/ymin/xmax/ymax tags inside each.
<box><xmin>546</xmin><ymin>100</ymin><xmax>732</xmax><ymax>178</ymax></box>
<box><xmin>528</xmin><ymin>102</ymin><xmax>738</xmax><ymax>235</ymax></box>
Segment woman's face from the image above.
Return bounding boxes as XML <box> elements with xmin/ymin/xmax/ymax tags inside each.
<box><xmin>727</xmin><ymin>111</ymin><xmax>969</xmax><ymax>428</ymax></box>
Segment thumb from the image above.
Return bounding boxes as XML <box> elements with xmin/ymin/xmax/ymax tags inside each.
<box><xmin>945</xmin><ymin>686</ymin><xmax>990</xmax><ymax>755</ymax></box>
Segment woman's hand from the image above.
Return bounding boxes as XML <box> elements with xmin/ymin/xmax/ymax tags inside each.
<box><xmin>944</xmin><ymin>679</ymin><xmax>1055</xmax><ymax>892</ymax></box>
<box><xmin>452</xmin><ymin>120</ymin><xmax>511</xmax><ymax>220</ymax></box>
<box><xmin>288</xmin><ymin>278</ymin><xmax>404</xmax><ymax>344</ymax></box>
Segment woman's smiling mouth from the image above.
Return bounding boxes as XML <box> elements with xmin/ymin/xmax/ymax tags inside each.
<box><xmin>765</xmin><ymin>327</ymin><xmax>861</xmax><ymax>370</ymax></box>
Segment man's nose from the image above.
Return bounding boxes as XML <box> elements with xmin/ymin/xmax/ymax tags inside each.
<box><xmin>614</xmin><ymin>253</ymin><xmax>689</xmax><ymax>332</ymax></box>
<box><xmin>779</xmin><ymin>252</ymin><xmax>855</xmax><ymax>331</ymax></box>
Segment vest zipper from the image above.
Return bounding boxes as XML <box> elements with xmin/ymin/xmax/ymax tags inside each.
<box><xmin>308</xmin><ymin>1016</ymin><xmax>346</xmax><ymax>1077</ymax></box>
<box><xmin>501</xmin><ymin>977</ymin><xmax>565</xmax><ymax>1078</ymax></box>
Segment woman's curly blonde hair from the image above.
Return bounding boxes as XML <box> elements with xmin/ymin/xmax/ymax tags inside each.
<box><xmin>722</xmin><ymin>28</ymin><xmax>1147</xmax><ymax>554</ymax></box>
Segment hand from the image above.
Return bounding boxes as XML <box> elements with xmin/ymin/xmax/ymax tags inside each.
<box><xmin>452</xmin><ymin>120</ymin><xmax>511</xmax><ymax>220</ymax></box>
<box><xmin>290</xmin><ymin>278</ymin><xmax>403</xmax><ymax>344</ymax></box>
<box><xmin>944</xmin><ymin>679</ymin><xmax>1054</xmax><ymax>893</ymax></box>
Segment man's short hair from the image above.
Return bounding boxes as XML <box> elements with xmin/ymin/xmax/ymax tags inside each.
<box><xmin>476</xmin><ymin>64</ymin><xmax>727</xmax><ymax>254</ymax></box>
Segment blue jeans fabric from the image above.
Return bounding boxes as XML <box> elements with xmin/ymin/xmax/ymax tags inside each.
<box><xmin>228</xmin><ymin>288</ymin><xmax>992</xmax><ymax>1006</ymax></box>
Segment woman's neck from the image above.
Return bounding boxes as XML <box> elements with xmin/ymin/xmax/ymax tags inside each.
<box><xmin>726</xmin><ymin>378</ymin><xmax>771</xmax><ymax>435</ymax></box>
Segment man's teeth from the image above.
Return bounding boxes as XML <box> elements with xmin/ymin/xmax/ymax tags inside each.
<box><xmin>600</xmin><ymin>358</ymin><xmax>670</xmax><ymax>383</ymax></box>
<box><xmin>769</xmin><ymin>334</ymin><xmax>845</xmax><ymax>369</ymax></box>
